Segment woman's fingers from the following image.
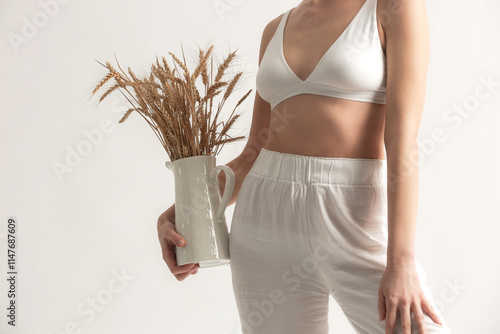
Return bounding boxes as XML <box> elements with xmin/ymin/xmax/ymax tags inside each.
<box><xmin>164</xmin><ymin>241</ymin><xmax>200</xmax><ymax>280</ymax></box>
<box><xmin>384</xmin><ymin>298</ymin><xmax>398</xmax><ymax>334</ymax></box>
<box><xmin>173</xmin><ymin>266</ymin><xmax>199</xmax><ymax>281</ymax></box>
<box><xmin>161</xmin><ymin>220</ymin><xmax>186</xmax><ymax>247</ymax></box>
<box><xmin>400</xmin><ymin>301</ymin><xmax>413</xmax><ymax>334</ymax></box>
<box><xmin>377</xmin><ymin>264</ymin><xmax>445</xmax><ymax>333</ymax></box>
<box><xmin>163</xmin><ymin>239</ymin><xmax>200</xmax><ymax>278</ymax></box>
<box><xmin>160</xmin><ymin>237</ymin><xmax>190</xmax><ymax>274</ymax></box>
<box><xmin>175</xmin><ymin>264</ymin><xmax>200</xmax><ymax>281</ymax></box>
<box><xmin>157</xmin><ymin>219</ymin><xmax>200</xmax><ymax>280</ymax></box>
<box><xmin>421</xmin><ymin>296</ymin><xmax>443</xmax><ymax>326</ymax></box>
<box><xmin>412</xmin><ymin>301</ymin><xmax>427</xmax><ymax>334</ymax></box>
<box><xmin>378</xmin><ymin>288</ymin><xmax>386</xmax><ymax>321</ymax></box>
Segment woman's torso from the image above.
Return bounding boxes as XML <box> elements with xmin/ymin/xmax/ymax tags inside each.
<box><xmin>258</xmin><ymin>0</ymin><xmax>387</xmax><ymax>160</ymax></box>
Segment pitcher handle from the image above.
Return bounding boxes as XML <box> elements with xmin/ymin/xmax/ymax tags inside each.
<box><xmin>210</xmin><ymin>165</ymin><xmax>235</xmax><ymax>223</ymax></box>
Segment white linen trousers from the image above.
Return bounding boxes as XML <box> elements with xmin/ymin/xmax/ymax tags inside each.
<box><xmin>229</xmin><ymin>148</ymin><xmax>451</xmax><ymax>334</ymax></box>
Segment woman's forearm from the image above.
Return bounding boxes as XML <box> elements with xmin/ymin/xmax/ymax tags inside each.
<box><xmin>385</xmin><ymin>137</ymin><xmax>419</xmax><ymax>267</ymax></box>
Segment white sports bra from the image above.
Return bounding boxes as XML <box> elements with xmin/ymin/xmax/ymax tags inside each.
<box><xmin>256</xmin><ymin>0</ymin><xmax>387</xmax><ymax>110</ymax></box>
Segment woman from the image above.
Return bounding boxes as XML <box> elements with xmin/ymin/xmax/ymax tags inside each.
<box><xmin>157</xmin><ymin>0</ymin><xmax>452</xmax><ymax>333</ymax></box>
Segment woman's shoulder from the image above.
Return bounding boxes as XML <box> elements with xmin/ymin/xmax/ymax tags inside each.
<box><xmin>259</xmin><ymin>8</ymin><xmax>292</xmax><ymax>57</ymax></box>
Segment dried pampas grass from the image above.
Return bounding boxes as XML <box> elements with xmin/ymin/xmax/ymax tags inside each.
<box><xmin>90</xmin><ymin>44</ymin><xmax>251</xmax><ymax>162</ymax></box>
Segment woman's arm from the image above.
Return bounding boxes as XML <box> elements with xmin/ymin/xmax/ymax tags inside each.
<box><xmin>216</xmin><ymin>15</ymin><xmax>282</xmax><ymax>205</ymax></box>
<box><xmin>383</xmin><ymin>0</ymin><xmax>428</xmax><ymax>267</ymax></box>
<box><xmin>377</xmin><ymin>0</ymin><xmax>442</xmax><ymax>333</ymax></box>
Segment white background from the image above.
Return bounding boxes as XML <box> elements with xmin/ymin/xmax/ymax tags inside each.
<box><xmin>1</xmin><ymin>0</ymin><xmax>499</xmax><ymax>333</ymax></box>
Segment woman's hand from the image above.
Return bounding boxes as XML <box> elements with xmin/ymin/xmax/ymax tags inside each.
<box><xmin>157</xmin><ymin>207</ymin><xmax>200</xmax><ymax>281</ymax></box>
<box><xmin>378</xmin><ymin>261</ymin><xmax>442</xmax><ymax>334</ymax></box>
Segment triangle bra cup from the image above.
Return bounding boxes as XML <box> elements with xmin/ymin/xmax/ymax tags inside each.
<box><xmin>256</xmin><ymin>0</ymin><xmax>387</xmax><ymax>110</ymax></box>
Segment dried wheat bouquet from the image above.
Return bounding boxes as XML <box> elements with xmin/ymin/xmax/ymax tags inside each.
<box><xmin>90</xmin><ymin>44</ymin><xmax>251</xmax><ymax>162</ymax></box>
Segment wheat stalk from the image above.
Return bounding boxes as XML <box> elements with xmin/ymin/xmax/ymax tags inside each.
<box><xmin>90</xmin><ymin>44</ymin><xmax>251</xmax><ymax>162</ymax></box>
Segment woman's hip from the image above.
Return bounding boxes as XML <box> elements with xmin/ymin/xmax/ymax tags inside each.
<box><xmin>230</xmin><ymin>148</ymin><xmax>389</xmax><ymax>249</ymax></box>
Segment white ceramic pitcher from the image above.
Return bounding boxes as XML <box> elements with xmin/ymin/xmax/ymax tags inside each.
<box><xmin>165</xmin><ymin>153</ymin><xmax>235</xmax><ymax>268</ymax></box>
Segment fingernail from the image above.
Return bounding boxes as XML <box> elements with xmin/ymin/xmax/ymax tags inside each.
<box><xmin>192</xmin><ymin>269</ymin><xmax>198</xmax><ymax>274</ymax></box>
<box><xmin>177</xmin><ymin>239</ymin><xmax>184</xmax><ymax>246</ymax></box>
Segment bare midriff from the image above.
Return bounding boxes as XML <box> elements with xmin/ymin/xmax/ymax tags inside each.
<box><xmin>263</xmin><ymin>94</ymin><xmax>386</xmax><ymax>160</ymax></box>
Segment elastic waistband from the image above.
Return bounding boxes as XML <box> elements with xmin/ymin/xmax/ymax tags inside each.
<box><xmin>248</xmin><ymin>148</ymin><xmax>387</xmax><ymax>186</ymax></box>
